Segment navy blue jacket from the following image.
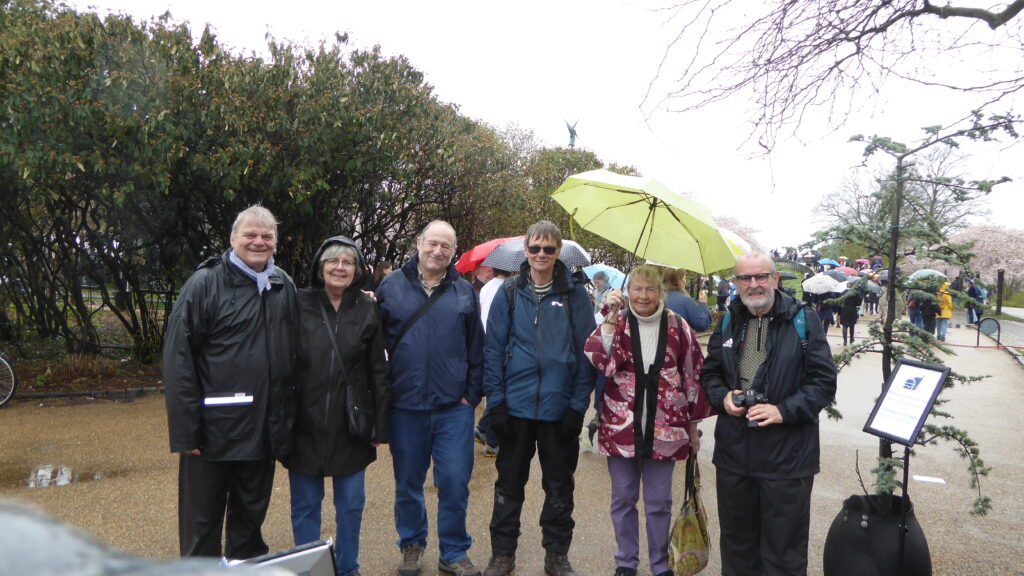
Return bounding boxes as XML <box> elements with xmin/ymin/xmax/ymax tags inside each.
<box><xmin>666</xmin><ymin>289</ymin><xmax>712</xmax><ymax>332</ymax></box>
<box><xmin>376</xmin><ymin>255</ymin><xmax>484</xmax><ymax>411</ymax></box>
<box><xmin>484</xmin><ymin>261</ymin><xmax>597</xmax><ymax>421</ymax></box>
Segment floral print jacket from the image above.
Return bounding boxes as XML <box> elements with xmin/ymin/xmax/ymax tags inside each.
<box><xmin>584</xmin><ymin>309</ymin><xmax>712</xmax><ymax>461</ymax></box>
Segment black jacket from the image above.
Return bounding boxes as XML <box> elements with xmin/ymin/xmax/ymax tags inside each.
<box><xmin>164</xmin><ymin>252</ymin><xmax>298</xmax><ymax>460</ymax></box>
<box><xmin>701</xmin><ymin>290</ymin><xmax>837</xmax><ymax>478</ymax></box>
<box><xmin>287</xmin><ymin>236</ymin><xmax>392</xmax><ymax>477</ymax></box>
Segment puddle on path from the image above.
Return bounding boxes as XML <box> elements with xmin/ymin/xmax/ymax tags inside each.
<box><xmin>0</xmin><ymin>464</ymin><xmax>127</xmax><ymax>489</ymax></box>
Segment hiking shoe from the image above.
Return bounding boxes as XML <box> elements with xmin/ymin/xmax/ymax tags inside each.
<box><xmin>474</xmin><ymin>427</ymin><xmax>486</xmax><ymax>445</ymax></box>
<box><xmin>613</xmin><ymin>569</ymin><xmax>637</xmax><ymax>576</ymax></box>
<box><xmin>482</xmin><ymin>555</ymin><xmax>515</xmax><ymax>576</ymax></box>
<box><xmin>544</xmin><ymin>552</ymin><xmax>576</xmax><ymax>576</ymax></box>
<box><xmin>483</xmin><ymin>445</ymin><xmax>498</xmax><ymax>457</ymax></box>
<box><xmin>439</xmin><ymin>557</ymin><xmax>482</xmax><ymax>576</ymax></box>
<box><xmin>398</xmin><ymin>543</ymin><xmax>425</xmax><ymax>576</ymax></box>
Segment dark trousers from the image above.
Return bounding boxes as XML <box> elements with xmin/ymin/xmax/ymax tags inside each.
<box><xmin>178</xmin><ymin>455</ymin><xmax>275</xmax><ymax>559</ymax></box>
<box><xmin>715</xmin><ymin>468</ymin><xmax>814</xmax><ymax>576</ymax></box>
<box><xmin>489</xmin><ymin>416</ymin><xmax>579</xmax><ymax>556</ymax></box>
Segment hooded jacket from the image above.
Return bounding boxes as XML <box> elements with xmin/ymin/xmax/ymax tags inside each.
<box><xmin>701</xmin><ymin>289</ymin><xmax>837</xmax><ymax>479</ymax></box>
<box><xmin>483</xmin><ymin>260</ymin><xmax>597</xmax><ymax>421</ymax></box>
<box><xmin>375</xmin><ymin>254</ymin><xmax>484</xmax><ymax>411</ymax></box>
<box><xmin>287</xmin><ymin>236</ymin><xmax>392</xmax><ymax>478</ymax></box>
<box><xmin>164</xmin><ymin>251</ymin><xmax>297</xmax><ymax>461</ymax></box>
<box><xmin>937</xmin><ymin>282</ymin><xmax>953</xmax><ymax>319</ymax></box>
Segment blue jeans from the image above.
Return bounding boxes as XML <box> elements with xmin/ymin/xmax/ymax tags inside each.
<box><xmin>936</xmin><ymin>318</ymin><xmax>950</xmax><ymax>341</ymax></box>
<box><xmin>289</xmin><ymin>469</ymin><xmax>365</xmax><ymax>576</ymax></box>
<box><xmin>390</xmin><ymin>403</ymin><xmax>475</xmax><ymax>563</ymax></box>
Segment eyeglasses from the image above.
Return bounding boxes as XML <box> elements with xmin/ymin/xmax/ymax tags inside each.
<box><xmin>734</xmin><ymin>273</ymin><xmax>773</xmax><ymax>285</ymax></box>
<box><xmin>323</xmin><ymin>258</ymin><xmax>356</xmax><ymax>269</ymax></box>
<box><xmin>527</xmin><ymin>245</ymin><xmax>557</xmax><ymax>255</ymax></box>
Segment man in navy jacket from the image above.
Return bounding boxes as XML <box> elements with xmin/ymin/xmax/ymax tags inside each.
<box><xmin>376</xmin><ymin>220</ymin><xmax>485</xmax><ymax>576</ymax></box>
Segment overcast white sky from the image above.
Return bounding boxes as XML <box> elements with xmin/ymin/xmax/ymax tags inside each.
<box><xmin>68</xmin><ymin>0</ymin><xmax>1024</xmax><ymax>250</ymax></box>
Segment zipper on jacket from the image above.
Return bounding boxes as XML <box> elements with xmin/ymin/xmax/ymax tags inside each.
<box><xmin>533</xmin><ymin>291</ymin><xmax>544</xmax><ymax>415</ymax></box>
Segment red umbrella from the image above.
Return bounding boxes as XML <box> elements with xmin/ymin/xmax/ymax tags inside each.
<box><xmin>454</xmin><ymin>235</ymin><xmax>525</xmax><ymax>273</ymax></box>
<box><xmin>836</xmin><ymin>266</ymin><xmax>859</xmax><ymax>276</ymax></box>
<box><xmin>855</xmin><ymin>258</ymin><xmax>870</xmax><ymax>264</ymax></box>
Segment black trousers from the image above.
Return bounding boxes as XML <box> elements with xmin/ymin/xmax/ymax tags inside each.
<box><xmin>715</xmin><ymin>467</ymin><xmax>814</xmax><ymax>576</ymax></box>
<box><xmin>178</xmin><ymin>455</ymin><xmax>276</xmax><ymax>559</ymax></box>
<box><xmin>489</xmin><ymin>416</ymin><xmax>579</xmax><ymax>556</ymax></box>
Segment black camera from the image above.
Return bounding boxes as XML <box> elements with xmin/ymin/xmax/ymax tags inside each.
<box><xmin>732</xmin><ymin>389</ymin><xmax>767</xmax><ymax>428</ymax></box>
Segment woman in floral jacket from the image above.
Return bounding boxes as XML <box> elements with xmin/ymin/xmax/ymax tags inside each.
<box><xmin>584</xmin><ymin>265</ymin><xmax>712</xmax><ymax>576</ymax></box>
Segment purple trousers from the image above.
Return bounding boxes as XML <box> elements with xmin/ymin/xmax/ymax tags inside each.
<box><xmin>607</xmin><ymin>456</ymin><xmax>677</xmax><ymax>574</ymax></box>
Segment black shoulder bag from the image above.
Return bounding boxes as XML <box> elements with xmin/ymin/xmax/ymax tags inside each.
<box><xmin>320</xmin><ymin>304</ymin><xmax>376</xmax><ymax>443</ymax></box>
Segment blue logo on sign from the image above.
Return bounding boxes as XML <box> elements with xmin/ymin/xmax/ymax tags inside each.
<box><xmin>903</xmin><ymin>376</ymin><xmax>923</xmax><ymax>391</ymax></box>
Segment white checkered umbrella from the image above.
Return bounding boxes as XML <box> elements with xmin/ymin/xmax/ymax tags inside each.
<box><xmin>481</xmin><ymin>239</ymin><xmax>591</xmax><ymax>272</ymax></box>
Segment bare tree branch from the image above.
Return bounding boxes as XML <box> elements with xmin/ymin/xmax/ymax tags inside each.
<box><xmin>646</xmin><ymin>1</ymin><xmax>1024</xmax><ymax>150</ymax></box>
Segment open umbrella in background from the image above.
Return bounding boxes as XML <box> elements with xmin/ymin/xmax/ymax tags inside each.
<box><xmin>779</xmin><ymin>272</ymin><xmax>798</xmax><ymax>281</ymax></box>
<box><xmin>803</xmin><ymin>274</ymin><xmax>841</xmax><ymax>294</ymax></box>
<box><xmin>836</xmin><ymin>266</ymin><xmax>859</xmax><ymax>276</ymax></box>
<box><xmin>818</xmin><ymin>258</ymin><xmax>840</xmax><ymax>268</ymax></box>
<box><xmin>855</xmin><ymin>258</ymin><xmax>871</xmax><ymax>265</ymax></box>
<box><xmin>454</xmin><ymin>235</ymin><xmax>525</xmax><ymax>274</ymax></box>
<box><xmin>823</xmin><ymin>269</ymin><xmax>850</xmax><ymax>282</ymax></box>
<box><xmin>550</xmin><ymin>169</ymin><xmax>735</xmax><ymax>275</ymax></box>
<box><xmin>583</xmin><ymin>263</ymin><xmax>626</xmax><ymax>289</ymax></box>
<box><xmin>481</xmin><ymin>238</ymin><xmax>591</xmax><ymax>272</ymax></box>
<box><xmin>909</xmin><ymin>269</ymin><xmax>948</xmax><ymax>281</ymax></box>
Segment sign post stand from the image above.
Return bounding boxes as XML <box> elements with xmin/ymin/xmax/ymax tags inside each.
<box><xmin>863</xmin><ymin>358</ymin><xmax>949</xmax><ymax>576</ymax></box>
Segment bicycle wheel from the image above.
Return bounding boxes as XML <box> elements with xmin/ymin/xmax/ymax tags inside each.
<box><xmin>0</xmin><ymin>354</ymin><xmax>15</xmax><ymax>407</ymax></box>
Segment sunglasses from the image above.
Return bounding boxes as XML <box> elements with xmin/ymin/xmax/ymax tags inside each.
<box><xmin>527</xmin><ymin>245</ymin><xmax>557</xmax><ymax>255</ymax></box>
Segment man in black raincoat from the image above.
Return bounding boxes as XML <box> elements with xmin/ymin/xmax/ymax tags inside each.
<box><xmin>163</xmin><ymin>205</ymin><xmax>298</xmax><ymax>559</ymax></box>
<box><xmin>701</xmin><ymin>252</ymin><xmax>837</xmax><ymax>576</ymax></box>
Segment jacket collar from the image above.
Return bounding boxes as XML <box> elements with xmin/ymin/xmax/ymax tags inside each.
<box><xmin>401</xmin><ymin>253</ymin><xmax>459</xmax><ymax>289</ymax></box>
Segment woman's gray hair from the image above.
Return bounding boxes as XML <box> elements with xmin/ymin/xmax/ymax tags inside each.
<box><xmin>319</xmin><ymin>244</ymin><xmax>361</xmax><ymax>282</ymax></box>
<box><xmin>626</xmin><ymin>265</ymin><xmax>667</xmax><ymax>307</ymax></box>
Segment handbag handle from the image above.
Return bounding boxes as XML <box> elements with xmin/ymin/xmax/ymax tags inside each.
<box><xmin>684</xmin><ymin>456</ymin><xmax>701</xmax><ymax>505</ymax></box>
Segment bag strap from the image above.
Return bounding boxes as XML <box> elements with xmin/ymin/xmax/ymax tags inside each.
<box><xmin>390</xmin><ymin>282</ymin><xmax>450</xmax><ymax>354</ymax></box>
<box><xmin>319</xmin><ymin>303</ymin><xmax>351</xmax><ymax>385</ymax></box>
<box><xmin>684</xmin><ymin>456</ymin><xmax>700</xmax><ymax>505</ymax></box>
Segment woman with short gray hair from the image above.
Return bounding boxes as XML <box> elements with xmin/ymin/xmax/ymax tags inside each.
<box><xmin>583</xmin><ymin>264</ymin><xmax>711</xmax><ymax>576</ymax></box>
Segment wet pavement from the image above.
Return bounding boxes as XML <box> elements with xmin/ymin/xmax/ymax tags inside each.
<box><xmin>1</xmin><ymin>318</ymin><xmax>1022</xmax><ymax>575</ymax></box>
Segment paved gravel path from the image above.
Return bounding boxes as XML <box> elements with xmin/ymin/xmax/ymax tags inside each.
<box><xmin>1</xmin><ymin>320</ymin><xmax>1021</xmax><ymax>575</ymax></box>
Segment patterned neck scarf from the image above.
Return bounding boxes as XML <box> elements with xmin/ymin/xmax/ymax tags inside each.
<box><xmin>229</xmin><ymin>250</ymin><xmax>275</xmax><ymax>294</ymax></box>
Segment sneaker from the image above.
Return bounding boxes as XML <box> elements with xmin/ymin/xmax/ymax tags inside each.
<box><xmin>613</xmin><ymin>568</ymin><xmax>637</xmax><ymax>576</ymax></box>
<box><xmin>474</xmin><ymin>427</ymin><xmax>486</xmax><ymax>445</ymax></box>
<box><xmin>398</xmin><ymin>543</ymin><xmax>425</xmax><ymax>576</ymax></box>
<box><xmin>482</xmin><ymin>555</ymin><xmax>515</xmax><ymax>576</ymax></box>
<box><xmin>544</xmin><ymin>552</ymin><xmax>576</xmax><ymax>576</ymax></box>
<box><xmin>439</xmin><ymin>557</ymin><xmax>482</xmax><ymax>576</ymax></box>
<box><xmin>483</xmin><ymin>445</ymin><xmax>498</xmax><ymax>457</ymax></box>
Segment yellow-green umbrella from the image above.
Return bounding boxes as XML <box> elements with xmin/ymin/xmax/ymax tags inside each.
<box><xmin>551</xmin><ymin>169</ymin><xmax>736</xmax><ymax>274</ymax></box>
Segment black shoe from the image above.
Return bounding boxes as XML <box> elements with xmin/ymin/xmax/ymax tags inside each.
<box><xmin>482</xmin><ymin>555</ymin><xmax>515</xmax><ymax>576</ymax></box>
<box><xmin>613</xmin><ymin>568</ymin><xmax>637</xmax><ymax>576</ymax></box>
<box><xmin>544</xmin><ymin>552</ymin><xmax>576</xmax><ymax>576</ymax></box>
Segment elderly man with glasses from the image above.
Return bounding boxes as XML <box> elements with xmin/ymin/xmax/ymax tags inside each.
<box><xmin>701</xmin><ymin>251</ymin><xmax>837</xmax><ymax>576</ymax></box>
